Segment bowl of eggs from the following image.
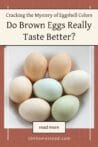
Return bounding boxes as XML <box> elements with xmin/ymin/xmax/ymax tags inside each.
<box><xmin>8</xmin><ymin>50</ymin><xmax>90</xmax><ymax>124</ymax></box>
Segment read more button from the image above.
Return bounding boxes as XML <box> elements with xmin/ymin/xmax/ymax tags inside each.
<box><xmin>33</xmin><ymin>122</ymin><xmax>66</xmax><ymax>133</ymax></box>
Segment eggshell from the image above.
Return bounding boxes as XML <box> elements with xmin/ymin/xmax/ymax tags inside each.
<box><xmin>24</xmin><ymin>52</ymin><xmax>48</xmax><ymax>82</ymax></box>
<box><xmin>9</xmin><ymin>76</ymin><xmax>32</xmax><ymax>103</ymax></box>
<box><xmin>52</xmin><ymin>95</ymin><xmax>80</xmax><ymax>121</ymax></box>
<box><xmin>48</xmin><ymin>53</ymin><xmax>72</xmax><ymax>80</ymax></box>
<box><xmin>62</xmin><ymin>70</ymin><xmax>89</xmax><ymax>96</ymax></box>
<box><xmin>33</xmin><ymin>78</ymin><xmax>63</xmax><ymax>102</ymax></box>
<box><xmin>18</xmin><ymin>98</ymin><xmax>50</xmax><ymax>122</ymax></box>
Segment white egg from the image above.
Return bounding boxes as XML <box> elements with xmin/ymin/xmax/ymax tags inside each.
<box><xmin>33</xmin><ymin>78</ymin><xmax>63</xmax><ymax>102</ymax></box>
<box><xmin>9</xmin><ymin>76</ymin><xmax>32</xmax><ymax>103</ymax></box>
<box><xmin>19</xmin><ymin>98</ymin><xmax>50</xmax><ymax>122</ymax></box>
<box><xmin>62</xmin><ymin>70</ymin><xmax>89</xmax><ymax>96</ymax></box>
<box><xmin>52</xmin><ymin>95</ymin><xmax>80</xmax><ymax>121</ymax></box>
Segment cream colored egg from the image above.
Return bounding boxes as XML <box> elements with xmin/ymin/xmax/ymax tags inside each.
<box><xmin>9</xmin><ymin>76</ymin><xmax>32</xmax><ymax>103</ymax></box>
<box><xmin>48</xmin><ymin>53</ymin><xmax>72</xmax><ymax>80</ymax></box>
<box><xmin>24</xmin><ymin>52</ymin><xmax>48</xmax><ymax>82</ymax></box>
<box><xmin>18</xmin><ymin>98</ymin><xmax>50</xmax><ymax>122</ymax></box>
<box><xmin>33</xmin><ymin>78</ymin><xmax>63</xmax><ymax>102</ymax></box>
<box><xmin>52</xmin><ymin>95</ymin><xmax>80</xmax><ymax>121</ymax></box>
<box><xmin>62</xmin><ymin>70</ymin><xmax>89</xmax><ymax>96</ymax></box>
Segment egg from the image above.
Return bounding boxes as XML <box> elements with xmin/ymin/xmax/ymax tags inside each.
<box><xmin>24</xmin><ymin>52</ymin><xmax>48</xmax><ymax>82</ymax></box>
<box><xmin>18</xmin><ymin>98</ymin><xmax>50</xmax><ymax>122</ymax></box>
<box><xmin>33</xmin><ymin>78</ymin><xmax>63</xmax><ymax>102</ymax></box>
<box><xmin>62</xmin><ymin>70</ymin><xmax>89</xmax><ymax>96</ymax></box>
<box><xmin>52</xmin><ymin>95</ymin><xmax>80</xmax><ymax>121</ymax></box>
<box><xmin>9</xmin><ymin>76</ymin><xmax>32</xmax><ymax>103</ymax></box>
<box><xmin>48</xmin><ymin>53</ymin><xmax>72</xmax><ymax>80</ymax></box>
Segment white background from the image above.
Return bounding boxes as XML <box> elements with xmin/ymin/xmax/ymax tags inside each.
<box><xmin>4</xmin><ymin>46</ymin><xmax>94</xmax><ymax>128</ymax></box>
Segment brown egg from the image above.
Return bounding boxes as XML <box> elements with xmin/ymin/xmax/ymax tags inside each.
<box><xmin>9</xmin><ymin>76</ymin><xmax>32</xmax><ymax>103</ymax></box>
<box><xmin>48</xmin><ymin>53</ymin><xmax>72</xmax><ymax>80</ymax></box>
<box><xmin>24</xmin><ymin>52</ymin><xmax>48</xmax><ymax>82</ymax></box>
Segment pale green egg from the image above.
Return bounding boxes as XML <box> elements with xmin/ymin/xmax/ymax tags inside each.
<box><xmin>33</xmin><ymin>78</ymin><xmax>63</xmax><ymax>102</ymax></box>
<box><xmin>52</xmin><ymin>95</ymin><xmax>80</xmax><ymax>121</ymax></box>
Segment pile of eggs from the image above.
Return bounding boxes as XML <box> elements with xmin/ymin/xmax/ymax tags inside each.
<box><xmin>9</xmin><ymin>52</ymin><xmax>89</xmax><ymax>122</ymax></box>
